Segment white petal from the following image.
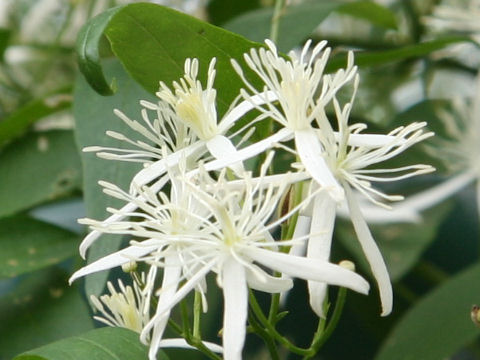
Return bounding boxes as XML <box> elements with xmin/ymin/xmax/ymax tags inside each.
<box><xmin>69</xmin><ymin>244</ymin><xmax>157</xmax><ymax>284</ymax></box>
<box><xmin>158</xmin><ymin>339</ymin><xmax>223</xmax><ymax>353</ymax></box>
<box><xmin>343</xmin><ymin>182</ymin><xmax>392</xmax><ymax>316</ymax></box>
<box><xmin>244</xmin><ymin>247</ymin><xmax>370</xmax><ymax>295</ymax></box>
<box><xmin>246</xmin><ymin>264</ymin><xmax>293</xmax><ymax>293</ymax></box>
<box><xmin>79</xmin><ymin>175</ymin><xmax>169</xmax><ymax>259</ymax></box>
<box><xmin>288</xmin><ymin>215</ymin><xmax>311</xmax><ymax>257</ymax></box>
<box><xmin>220</xmin><ymin>90</ymin><xmax>278</xmax><ymax>131</ymax></box>
<box><xmin>146</xmin><ymin>255</ymin><xmax>182</xmax><ymax>360</ymax></box>
<box><xmin>341</xmin><ymin>133</ymin><xmax>398</xmax><ymax>147</ymax></box>
<box><xmin>152</xmin><ymin>259</ymin><xmax>216</xmax><ymax>319</ymax></box>
<box><xmin>131</xmin><ymin>141</ymin><xmax>204</xmax><ymax>187</ymax></box>
<box><xmin>206</xmin><ymin>134</ymin><xmax>244</xmax><ymax>175</ymax></box>
<box><xmin>202</xmin><ymin>128</ymin><xmax>292</xmax><ymax>173</ymax></box>
<box><xmin>294</xmin><ymin>130</ymin><xmax>344</xmax><ymax>202</ymax></box>
<box><xmin>307</xmin><ymin>193</ymin><xmax>336</xmax><ymax>317</ymax></box>
<box><xmin>222</xmin><ymin>258</ymin><xmax>247</xmax><ymax>360</ymax></box>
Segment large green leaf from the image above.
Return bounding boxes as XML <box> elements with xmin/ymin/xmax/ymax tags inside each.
<box><xmin>0</xmin><ymin>215</ymin><xmax>79</xmax><ymax>278</ymax></box>
<box><xmin>103</xmin><ymin>2</ymin><xmax>262</xmax><ymax>116</ymax></box>
<box><xmin>0</xmin><ymin>91</ymin><xmax>71</xmax><ymax>147</ymax></box>
<box><xmin>375</xmin><ymin>261</ymin><xmax>480</xmax><ymax>360</ymax></box>
<box><xmin>0</xmin><ymin>268</ymin><xmax>94</xmax><ymax>360</ymax></box>
<box><xmin>73</xmin><ymin>59</ymin><xmax>152</xmax><ymax>298</ymax></box>
<box><xmin>13</xmin><ymin>327</ymin><xmax>163</xmax><ymax>360</ymax></box>
<box><xmin>0</xmin><ymin>130</ymin><xmax>82</xmax><ymax>217</ymax></box>
<box><xmin>224</xmin><ymin>0</ymin><xmax>397</xmax><ymax>52</ymax></box>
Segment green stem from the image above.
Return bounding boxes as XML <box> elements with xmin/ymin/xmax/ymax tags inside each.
<box><xmin>248</xmin><ymin>310</ymin><xmax>280</xmax><ymax>360</ymax></box>
<box><xmin>249</xmin><ymin>290</ymin><xmax>310</xmax><ymax>356</ymax></box>
<box><xmin>270</xmin><ymin>0</ymin><xmax>287</xmax><ymax>43</ymax></box>
<box><xmin>193</xmin><ymin>291</ymin><xmax>202</xmax><ymax>338</ymax></box>
<box><xmin>304</xmin><ymin>287</ymin><xmax>347</xmax><ymax>359</ymax></box>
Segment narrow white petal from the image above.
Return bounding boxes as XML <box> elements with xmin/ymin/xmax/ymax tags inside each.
<box><xmin>343</xmin><ymin>182</ymin><xmax>392</xmax><ymax>316</ymax></box>
<box><xmin>158</xmin><ymin>339</ymin><xmax>223</xmax><ymax>353</ymax></box>
<box><xmin>152</xmin><ymin>259</ymin><xmax>216</xmax><ymax>319</ymax></box>
<box><xmin>244</xmin><ymin>247</ymin><xmax>370</xmax><ymax>295</ymax></box>
<box><xmin>294</xmin><ymin>130</ymin><xmax>344</xmax><ymax>201</ymax></box>
<box><xmin>307</xmin><ymin>193</ymin><xmax>336</xmax><ymax>317</ymax></box>
<box><xmin>79</xmin><ymin>175</ymin><xmax>169</xmax><ymax>259</ymax></box>
<box><xmin>131</xmin><ymin>141</ymin><xmax>204</xmax><ymax>187</ymax></box>
<box><xmin>222</xmin><ymin>258</ymin><xmax>247</xmax><ymax>360</ymax></box>
<box><xmin>146</xmin><ymin>255</ymin><xmax>182</xmax><ymax>360</ymax></box>
<box><xmin>246</xmin><ymin>264</ymin><xmax>293</xmax><ymax>293</ymax></box>
<box><xmin>220</xmin><ymin>90</ymin><xmax>278</xmax><ymax>131</ymax></box>
<box><xmin>201</xmin><ymin>128</ymin><xmax>292</xmax><ymax>172</ymax></box>
<box><xmin>206</xmin><ymin>134</ymin><xmax>244</xmax><ymax>175</ymax></box>
<box><xmin>341</xmin><ymin>133</ymin><xmax>398</xmax><ymax>147</ymax></box>
<box><xmin>69</xmin><ymin>244</ymin><xmax>157</xmax><ymax>284</ymax></box>
<box><xmin>288</xmin><ymin>215</ymin><xmax>311</xmax><ymax>257</ymax></box>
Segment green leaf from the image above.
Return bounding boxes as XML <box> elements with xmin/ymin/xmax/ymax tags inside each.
<box><xmin>104</xmin><ymin>2</ymin><xmax>262</xmax><ymax>116</ymax></box>
<box><xmin>76</xmin><ymin>7</ymin><xmax>122</xmax><ymax>96</ymax></box>
<box><xmin>223</xmin><ymin>1</ymin><xmax>339</xmax><ymax>52</ymax></box>
<box><xmin>13</xmin><ymin>327</ymin><xmax>169</xmax><ymax>360</ymax></box>
<box><xmin>207</xmin><ymin>0</ymin><xmax>260</xmax><ymax>25</ymax></box>
<box><xmin>336</xmin><ymin>1</ymin><xmax>397</xmax><ymax>30</ymax></box>
<box><xmin>375</xmin><ymin>261</ymin><xmax>480</xmax><ymax>360</ymax></box>
<box><xmin>0</xmin><ymin>268</ymin><xmax>94</xmax><ymax>360</ymax></box>
<box><xmin>326</xmin><ymin>37</ymin><xmax>474</xmax><ymax>72</ymax></box>
<box><xmin>224</xmin><ymin>1</ymin><xmax>397</xmax><ymax>52</ymax></box>
<box><xmin>0</xmin><ymin>91</ymin><xmax>71</xmax><ymax>147</ymax></box>
<box><xmin>0</xmin><ymin>28</ymin><xmax>10</xmax><ymax>61</ymax></box>
<box><xmin>0</xmin><ymin>215</ymin><xmax>79</xmax><ymax>278</ymax></box>
<box><xmin>337</xmin><ymin>199</ymin><xmax>452</xmax><ymax>282</ymax></box>
<box><xmin>73</xmin><ymin>59</ymin><xmax>152</xmax><ymax>298</ymax></box>
<box><xmin>0</xmin><ymin>130</ymin><xmax>82</xmax><ymax>217</ymax></box>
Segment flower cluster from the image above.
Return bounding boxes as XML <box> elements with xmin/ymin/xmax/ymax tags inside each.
<box><xmin>70</xmin><ymin>39</ymin><xmax>433</xmax><ymax>359</ymax></box>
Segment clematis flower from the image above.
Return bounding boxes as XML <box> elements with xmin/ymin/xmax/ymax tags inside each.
<box><xmin>231</xmin><ymin>39</ymin><xmax>357</xmax><ymax>201</ymax></box>
<box><xmin>302</xmin><ymin>79</ymin><xmax>434</xmax><ymax>316</ymax></box>
<box><xmin>71</xmin><ymin>156</ymin><xmax>370</xmax><ymax>360</ymax></box>
<box><xmin>78</xmin><ymin>57</ymin><xmax>273</xmax><ymax>258</ymax></box>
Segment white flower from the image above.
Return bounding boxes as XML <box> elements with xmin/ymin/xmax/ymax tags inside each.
<box><xmin>71</xmin><ymin>158</ymin><xmax>369</xmax><ymax>360</ymax></box>
<box><xmin>90</xmin><ymin>278</ymin><xmax>150</xmax><ymax>334</ymax></box>
<box><xmin>303</xmin><ymin>84</ymin><xmax>434</xmax><ymax>316</ymax></box>
<box><xmin>79</xmin><ymin>57</ymin><xmax>272</xmax><ymax>258</ymax></box>
<box><xmin>231</xmin><ymin>39</ymin><xmax>358</xmax><ymax>201</ymax></box>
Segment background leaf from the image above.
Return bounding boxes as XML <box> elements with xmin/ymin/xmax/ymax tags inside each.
<box><xmin>0</xmin><ymin>268</ymin><xmax>94</xmax><ymax>360</ymax></box>
<box><xmin>73</xmin><ymin>59</ymin><xmax>153</xmax><ymax>298</ymax></box>
<box><xmin>326</xmin><ymin>37</ymin><xmax>474</xmax><ymax>72</ymax></box>
<box><xmin>375</xmin><ymin>261</ymin><xmax>480</xmax><ymax>360</ymax></box>
<box><xmin>0</xmin><ymin>92</ymin><xmax>71</xmax><ymax>148</ymax></box>
<box><xmin>224</xmin><ymin>0</ymin><xmax>397</xmax><ymax>52</ymax></box>
<box><xmin>0</xmin><ymin>215</ymin><xmax>79</xmax><ymax>278</ymax></box>
<box><xmin>13</xmin><ymin>327</ymin><xmax>165</xmax><ymax>360</ymax></box>
<box><xmin>0</xmin><ymin>130</ymin><xmax>82</xmax><ymax>218</ymax></box>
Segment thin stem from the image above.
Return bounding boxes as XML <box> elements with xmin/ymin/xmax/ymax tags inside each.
<box><xmin>304</xmin><ymin>287</ymin><xmax>347</xmax><ymax>359</ymax></box>
<box><xmin>270</xmin><ymin>0</ymin><xmax>287</xmax><ymax>44</ymax></box>
<box><xmin>248</xmin><ymin>310</ymin><xmax>280</xmax><ymax>360</ymax></box>
<box><xmin>249</xmin><ymin>290</ymin><xmax>310</xmax><ymax>356</ymax></box>
<box><xmin>193</xmin><ymin>291</ymin><xmax>202</xmax><ymax>338</ymax></box>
